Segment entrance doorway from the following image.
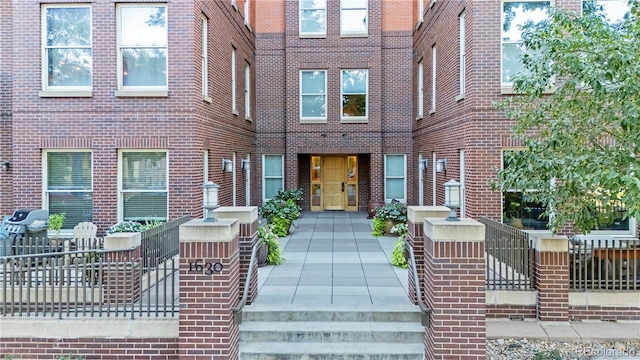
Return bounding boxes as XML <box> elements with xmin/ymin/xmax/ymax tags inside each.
<box><xmin>310</xmin><ymin>155</ymin><xmax>358</xmax><ymax>211</ymax></box>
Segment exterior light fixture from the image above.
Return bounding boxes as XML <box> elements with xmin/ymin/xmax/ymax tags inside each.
<box><xmin>202</xmin><ymin>181</ymin><xmax>220</xmax><ymax>222</ymax></box>
<box><xmin>436</xmin><ymin>159</ymin><xmax>447</xmax><ymax>173</ymax></box>
<box><xmin>2</xmin><ymin>161</ymin><xmax>10</xmax><ymax>171</ymax></box>
<box><xmin>418</xmin><ymin>159</ymin><xmax>428</xmax><ymax>171</ymax></box>
<box><xmin>444</xmin><ymin>179</ymin><xmax>462</xmax><ymax>221</ymax></box>
<box><xmin>241</xmin><ymin>159</ymin><xmax>250</xmax><ymax>171</ymax></box>
<box><xmin>222</xmin><ymin>159</ymin><xmax>233</xmax><ymax>173</ymax></box>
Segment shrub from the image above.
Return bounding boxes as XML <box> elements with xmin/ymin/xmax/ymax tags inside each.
<box><xmin>375</xmin><ymin>201</ymin><xmax>407</xmax><ymax>223</ymax></box>
<box><xmin>274</xmin><ymin>188</ymin><xmax>303</xmax><ymax>203</ymax></box>
<box><xmin>258</xmin><ymin>224</ymin><xmax>285</xmax><ymax>265</ymax></box>
<box><xmin>259</xmin><ymin>198</ymin><xmax>301</xmax><ymax>223</ymax></box>
<box><xmin>372</xmin><ymin>217</ymin><xmax>385</xmax><ymax>237</ymax></box>
<box><xmin>271</xmin><ymin>217</ymin><xmax>291</xmax><ymax>237</ymax></box>
<box><xmin>390</xmin><ymin>238</ymin><xmax>408</xmax><ymax>268</ymax></box>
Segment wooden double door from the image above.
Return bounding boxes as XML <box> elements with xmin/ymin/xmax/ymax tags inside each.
<box><xmin>310</xmin><ymin>155</ymin><xmax>358</xmax><ymax>211</ymax></box>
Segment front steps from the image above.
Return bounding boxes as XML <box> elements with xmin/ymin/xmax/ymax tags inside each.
<box><xmin>239</xmin><ymin>304</ymin><xmax>424</xmax><ymax>360</ymax></box>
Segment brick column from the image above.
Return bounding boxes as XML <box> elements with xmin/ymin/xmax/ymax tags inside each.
<box><xmin>102</xmin><ymin>232</ymin><xmax>141</xmax><ymax>304</ymax></box>
<box><xmin>406</xmin><ymin>206</ymin><xmax>450</xmax><ymax>305</ymax></box>
<box><xmin>179</xmin><ymin>218</ymin><xmax>240</xmax><ymax>360</ymax></box>
<box><xmin>533</xmin><ymin>235</ymin><xmax>569</xmax><ymax>322</ymax></box>
<box><xmin>424</xmin><ymin>218</ymin><xmax>486</xmax><ymax>360</ymax></box>
<box><xmin>214</xmin><ymin>206</ymin><xmax>259</xmax><ymax>304</ymax></box>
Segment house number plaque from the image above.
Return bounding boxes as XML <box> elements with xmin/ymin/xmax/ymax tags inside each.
<box><xmin>188</xmin><ymin>259</ymin><xmax>224</xmax><ymax>275</ymax></box>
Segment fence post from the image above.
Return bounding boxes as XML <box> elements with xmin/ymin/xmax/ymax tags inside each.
<box><xmin>533</xmin><ymin>235</ymin><xmax>569</xmax><ymax>322</ymax></box>
<box><xmin>214</xmin><ymin>206</ymin><xmax>259</xmax><ymax>304</ymax></box>
<box><xmin>103</xmin><ymin>232</ymin><xmax>142</xmax><ymax>304</ymax></box>
<box><xmin>179</xmin><ymin>218</ymin><xmax>240</xmax><ymax>360</ymax></box>
<box><xmin>406</xmin><ymin>206</ymin><xmax>450</xmax><ymax>305</ymax></box>
<box><xmin>423</xmin><ymin>217</ymin><xmax>486</xmax><ymax>359</ymax></box>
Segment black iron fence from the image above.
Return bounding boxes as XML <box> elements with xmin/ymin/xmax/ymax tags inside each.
<box><xmin>139</xmin><ymin>215</ymin><xmax>190</xmax><ymax>268</ymax></box>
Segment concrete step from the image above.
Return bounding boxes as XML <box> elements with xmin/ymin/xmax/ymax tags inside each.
<box><xmin>239</xmin><ymin>342</ymin><xmax>423</xmax><ymax>360</ymax></box>
<box><xmin>241</xmin><ymin>304</ymin><xmax>421</xmax><ymax>323</ymax></box>
<box><xmin>239</xmin><ymin>321</ymin><xmax>424</xmax><ymax>343</ymax></box>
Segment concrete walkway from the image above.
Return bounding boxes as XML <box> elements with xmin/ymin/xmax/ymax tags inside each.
<box><xmin>254</xmin><ymin>211</ymin><xmax>640</xmax><ymax>352</ymax></box>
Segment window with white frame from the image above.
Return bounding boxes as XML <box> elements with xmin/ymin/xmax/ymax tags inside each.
<box><xmin>300</xmin><ymin>70</ymin><xmax>327</xmax><ymax>121</ymax></box>
<box><xmin>417</xmin><ymin>61</ymin><xmax>424</xmax><ymax>118</ymax></box>
<box><xmin>263</xmin><ymin>155</ymin><xmax>284</xmax><ymax>201</ymax></box>
<box><xmin>42</xmin><ymin>4</ymin><xmax>92</xmax><ymax>92</ymax></box>
<box><xmin>244</xmin><ymin>0</ymin><xmax>250</xmax><ymax>25</ymax></box>
<box><xmin>459</xmin><ymin>11</ymin><xmax>466</xmax><ymax>98</ymax></box>
<box><xmin>245</xmin><ymin>62</ymin><xmax>251</xmax><ymax>120</ymax></box>
<box><xmin>582</xmin><ymin>0</ymin><xmax>630</xmax><ymax>24</ymax></box>
<box><xmin>502</xmin><ymin>1</ymin><xmax>549</xmax><ymax>86</ymax></box>
<box><xmin>44</xmin><ymin>151</ymin><xmax>93</xmax><ymax>230</ymax></box>
<box><xmin>341</xmin><ymin>0</ymin><xmax>368</xmax><ymax>36</ymax></box>
<box><xmin>341</xmin><ymin>69</ymin><xmax>368</xmax><ymax>120</ymax></box>
<box><xmin>384</xmin><ymin>154</ymin><xmax>406</xmax><ymax>202</ymax></box>
<box><xmin>232</xmin><ymin>48</ymin><xmax>237</xmax><ymax>114</ymax></box>
<box><xmin>117</xmin><ymin>4</ymin><xmax>167</xmax><ymax>91</ymax></box>
<box><xmin>119</xmin><ymin>151</ymin><xmax>168</xmax><ymax>222</ymax></box>
<box><xmin>419</xmin><ymin>0</ymin><xmax>424</xmax><ymax>22</ymax></box>
<box><xmin>430</xmin><ymin>45</ymin><xmax>436</xmax><ymax>113</ymax></box>
<box><xmin>300</xmin><ymin>0</ymin><xmax>327</xmax><ymax>36</ymax></box>
<box><xmin>201</xmin><ymin>15</ymin><xmax>209</xmax><ymax>99</ymax></box>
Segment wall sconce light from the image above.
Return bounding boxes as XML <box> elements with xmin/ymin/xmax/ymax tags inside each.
<box><xmin>418</xmin><ymin>159</ymin><xmax>428</xmax><ymax>171</ymax></box>
<box><xmin>2</xmin><ymin>161</ymin><xmax>9</xmax><ymax>171</ymax></box>
<box><xmin>203</xmin><ymin>181</ymin><xmax>220</xmax><ymax>222</ymax></box>
<box><xmin>241</xmin><ymin>159</ymin><xmax>250</xmax><ymax>171</ymax></box>
<box><xmin>436</xmin><ymin>159</ymin><xmax>447</xmax><ymax>173</ymax></box>
<box><xmin>444</xmin><ymin>179</ymin><xmax>462</xmax><ymax>221</ymax></box>
<box><xmin>222</xmin><ymin>159</ymin><xmax>233</xmax><ymax>173</ymax></box>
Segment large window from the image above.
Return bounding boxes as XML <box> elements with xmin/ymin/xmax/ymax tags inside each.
<box><xmin>300</xmin><ymin>0</ymin><xmax>326</xmax><ymax>36</ymax></box>
<box><xmin>300</xmin><ymin>70</ymin><xmax>327</xmax><ymax>121</ymax></box>
<box><xmin>341</xmin><ymin>69</ymin><xmax>368</xmax><ymax>121</ymax></box>
<box><xmin>263</xmin><ymin>155</ymin><xmax>284</xmax><ymax>201</ymax></box>
<box><xmin>117</xmin><ymin>4</ymin><xmax>167</xmax><ymax>92</ymax></box>
<box><xmin>341</xmin><ymin>0</ymin><xmax>368</xmax><ymax>36</ymax></box>
<box><xmin>583</xmin><ymin>0</ymin><xmax>630</xmax><ymax>23</ymax></box>
<box><xmin>501</xmin><ymin>1</ymin><xmax>550</xmax><ymax>86</ymax></box>
<box><xmin>384</xmin><ymin>155</ymin><xmax>406</xmax><ymax>202</ymax></box>
<box><xmin>119</xmin><ymin>151</ymin><xmax>168</xmax><ymax>222</ymax></box>
<box><xmin>42</xmin><ymin>5</ymin><xmax>92</xmax><ymax>92</ymax></box>
<box><xmin>44</xmin><ymin>151</ymin><xmax>93</xmax><ymax>230</ymax></box>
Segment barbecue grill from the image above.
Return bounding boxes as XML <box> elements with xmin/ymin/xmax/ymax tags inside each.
<box><xmin>5</xmin><ymin>209</ymin><xmax>49</xmax><ymax>255</ymax></box>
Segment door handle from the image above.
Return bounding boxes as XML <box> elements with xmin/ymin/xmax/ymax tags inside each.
<box><xmin>342</xmin><ymin>182</ymin><xmax>345</xmax><ymax>192</ymax></box>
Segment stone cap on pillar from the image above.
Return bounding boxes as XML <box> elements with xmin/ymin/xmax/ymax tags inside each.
<box><xmin>408</xmin><ymin>206</ymin><xmax>451</xmax><ymax>223</ymax></box>
<box><xmin>424</xmin><ymin>218</ymin><xmax>485</xmax><ymax>242</ymax></box>
<box><xmin>104</xmin><ymin>232</ymin><xmax>142</xmax><ymax>250</ymax></box>
<box><xmin>532</xmin><ymin>234</ymin><xmax>569</xmax><ymax>252</ymax></box>
<box><xmin>213</xmin><ymin>206</ymin><xmax>258</xmax><ymax>223</ymax></box>
<box><xmin>179</xmin><ymin>218</ymin><xmax>239</xmax><ymax>242</ymax></box>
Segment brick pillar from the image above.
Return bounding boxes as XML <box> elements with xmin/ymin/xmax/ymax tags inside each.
<box><xmin>533</xmin><ymin>235</ymin><xmax>569</xmax><ymax>322</ymax></box>
<box><xmin>424</xmin><ymin>218</ymin><xmax>486</xmax><ymax>360</ymax></box>
<box><xmin>406</xmin><ymin>206</ymin><xmax>450</xmax><ymax>305</ymax></box>
<box><xmin>179</xmin><ymin>218</ymin><xmax>240</xmax><ymax>360</ymax></box>
<box><xmin>103</xmin><ymin>232</ymin><xmax>141</xmax><ymax>304</ymax></box>
<box><xmin>214</xmin><ymin>206</ymin><xmax>259</xmax><ymax>304</ymax></box>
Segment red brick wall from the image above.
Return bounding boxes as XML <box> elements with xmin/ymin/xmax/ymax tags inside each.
<box><xmin>4</xmin><ymin>0</ymin><xmax>255</xmax><ymax>231</ymax></box>
<box><xmin>486</xmin><ymin>304</ymin><xmax>537</xmax><ymax>319</ymax></box>
<box><xmin>0</xmin><ymin>0</ymin><xmax>14</xmax><ymax>215</ymax></box>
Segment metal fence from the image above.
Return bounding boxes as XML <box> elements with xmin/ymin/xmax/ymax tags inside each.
<box><xmin>139</xmin><ymin>215</ymin><xmax>190</xmax><ymax>268</ymax></box>
<box><xmin>481</xmin><ymin>217</ymin><xmax>534</xmax><ymax>290</ymax></box>
<box><xmin>570</xmin><ymin>237</ymin><xmax>640</xmax><ymax>290</ymax></box>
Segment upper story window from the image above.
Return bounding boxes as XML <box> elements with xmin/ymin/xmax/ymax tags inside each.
<box><xmin>201</xmin><ymin>15</ymin><xmax>210</xmax><ymax>101</ymax></box>
<box><xmin>458</xmin><ymin>11</ymin><xmax>466</xmax><ymax>99</ymax></box>
<box><xmin>231</xmin><ymin>48</ymin><xmax>237</xmax><ymax>114</ymax></box>
<box><xmin>300</xmin><ymin>70</ymin><xmax>327</xmax><ymax>122</ymax></box>
<box><xmin>417</xmin><ymin>61</ymin><xmax>423</xmax><ymax>119</ymax></box>
<box><xmin>501</xmin><ymin>1</ymin><xmax>549</xmax><ymax>86</ymax></box>
<box><xmin>341</xmin><ymin>69</ymin><xmax>368</xmax><ymax>122</ymax></box>
<box><xmin>300</xmin><ymin>0</ymin><xmax>327</xmax><ymax>37</ymax></box>
<box><xmin>41</xmin><ymin>5</ymin><xmax>92</xmax><ymax>94</ymax></box>
<box><xmin>582</xmin><ymin>0</ymin><xmax>630</xmax><ymax>24</ymax></box>
<box><xmin>245</xmin><ymin>62</ymin><xmax>251</xmax><ymax>120</ymax></box>
<box><xmin>341</xmin><ymin>0</ymin><xmax>368</xmax><ymax>36</ymax></box>
<box><xmin>116</xmin><ymin>4</ymin><xmax>168</xmax><ymax>95</ymax></box>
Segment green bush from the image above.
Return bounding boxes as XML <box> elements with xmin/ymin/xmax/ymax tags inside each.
<box><xmin>271</xmin><ymin>217</ymin><xmax>291</xmax><ymax>237</ymax></box>
<box><xmin>274</xmin><ymin>188</ymin><xmax>303</xmax><ymax>203</ymax></box>
<box><xmin>259</xmin><ymin>199</ymin><xmax>301</xmax><ymax>223</ymax></box>
<box><xmin>372</xmin><ymin>217</ymin><xmax>385</xmax><ymax>237</ymax></box>
<box><xmin>375</xmin><ymin>202</ymin><xmax>407</xmax><ymax>223</ymax></box>
<box><xmin>390</xmin><ymin>238</ymin><xmax>408</xmax><ymax>268</ymax></box>
<box><xmin>258</xmin><ymin>224</ymin><xmax>285</xmax><ymax>265</ymax></box>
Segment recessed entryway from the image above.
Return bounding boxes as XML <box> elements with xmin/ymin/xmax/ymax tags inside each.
<box><xmin>310</xmin><ymin>155</ymin><xmax>358</xmax><ymax>211</ymax></box>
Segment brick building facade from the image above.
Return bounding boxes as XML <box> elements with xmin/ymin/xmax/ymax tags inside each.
<box><xmin>0</xmin><ymin>0</ymin><xmax>256</xmax><ymax>235</ymax></box>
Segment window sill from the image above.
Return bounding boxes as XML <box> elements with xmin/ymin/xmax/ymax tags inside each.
<box><xmin>340</xmin><ymin>117</ymin><xmax>368</xmax><ymax>124</ymax></box>
<box><xmin>501</xmin><ymin>86</ymin><xmax>556</xmax><ymax>95</ymax></box>
<box><xmin>415</xmin><ymin>115</ymin><xmax>423</xmax><ymax>121</ymax></box>
<box><xmin>231</xmin><ymin>0</ymin><xmax>238</xmax><ymax>11</ymax></box>
<box><xmin>428</xmin><ymin>109</ymin><xmax>435</xmax><ymax>115</ymax></box>
<box><xmin>203</xmin><ymin>95</ymin><xmax>213</xmax><ymax>103</ymax></box>
<box><xmin>232</xmin><ymin>110</ymin><xmax>239</xmax><ymax>116</ymax></box>
<box><xmin>115</xmin><ymin>90</ymin><xmax>168</xmax><ymax>97</ymax></box>
<box><xmin>415</xmin><ymin>18</ymin><xmax>424</xmax><ymax>31</ymax></box>
<box><xmin>299</xmin><ymin>34</ymin><xmax>327</xmax><ymax>39</ymax></box>
<box><xmin>429</xmin><ymin>0</ymin><xmax>436</xmax><ymax>8</ymax></box>
<box><xmin>245</xmin><ymin>22</ymin><xmax>252</xmax><ymax>32</ymax></box>
<box><xmin>340</xmin><ymin>33</ymin><xmax>368</xmax><ymax>38</ymax></box>
<box><xmin>39</xmin><ymin>90</ymin><xmax>92</xmax><ymax>98</ymax></box>
<box><xmin>245</xmin><ymin>116</ymin><xmax>253</xmax><ymax>122</ymax></box>
<box><xmin>300</xmin><ymin>118</ymin><xmax>328</xmax><ymax>124</ymax></box>
<box><xmin>455</xmin><ymin>93</ymin><xmax>465</xmax><ymax>102</ymax></box>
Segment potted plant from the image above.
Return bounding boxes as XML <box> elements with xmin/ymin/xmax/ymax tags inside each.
<box><xmin>374</xmin><ymin>201</ymin><xmax>408</xmax><ymax>234</ymax></box>
<box><xmin>259</xmin><ymin>198</ymin><xmax>301</xmax><ymax>236</ymax></box>
<box><xmin>48</xmin><ymin>212</ymin><xmax>66</xmax><ymax>247</ymax></box>
<box><xmin>257</xmin><ymin>223</ymin><xmax>284</xmax><ymax>266</ymax></box>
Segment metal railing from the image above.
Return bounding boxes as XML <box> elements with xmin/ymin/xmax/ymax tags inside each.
<box><xmin>404</xmin><ymin>238</ymin><xmax>431</xmax><ymax>326</ymax></box>
<box><xmin>231</xmin><ymin>241</ymin><xmax>259</xmax><ymax>325</ymax></box>
<box><xmin>1</xmin><ymin>248</ymin><xmax>178</xmax><ymax>318</ymax></box>
<box><xmin>480</xmin><ymin>217</ymin><xmax>534</xmax><ymax>290</ymax></box>
<box><xmin>140</xmin><ymin>215</ymin><xmax>190</xmax><ymax>269</ymax></box>
<box><xmin>570</xmin><ymin>237</ymin><xmax>640</xmax><ymax>290</ymax></box>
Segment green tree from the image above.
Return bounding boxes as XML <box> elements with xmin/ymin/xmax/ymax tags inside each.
<box><xmin>494</xmin><ymin>0</ymin><xmax>640</xmax><ymax>234</ymax></box>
